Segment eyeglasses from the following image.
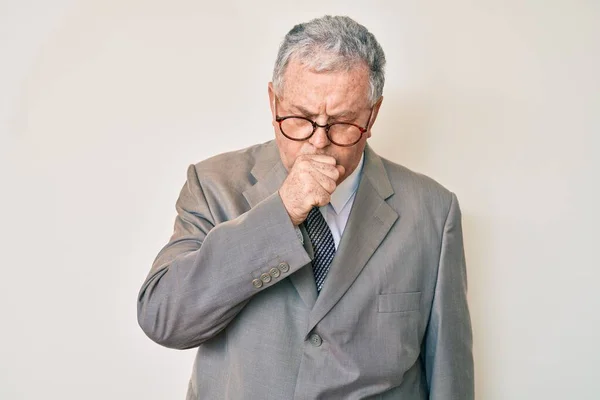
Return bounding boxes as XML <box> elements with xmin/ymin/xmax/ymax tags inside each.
<box><xmin>275</xmin><ymin>99</ymin><xmax>372</xmax><ymax>147</ymax></box>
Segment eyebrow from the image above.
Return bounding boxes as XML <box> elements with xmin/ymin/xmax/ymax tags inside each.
<box><xmin>289</xmin><ymin>105</ymin><xmax>359</xmax><ymax>121</ymax></box>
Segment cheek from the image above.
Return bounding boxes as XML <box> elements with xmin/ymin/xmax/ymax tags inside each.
<box><xmin>336</xmin><ymin>147</ymin><xmax>358</xmax><ymax>164</ymax></box>
<box><xmin>337</xmin><ymin>145</ymin><xmax>365</xmax><ymax>173</ymax></box>
<box><xmin>275</xmin><ymin>135</ymin><xmax>301</xmax><ymax>169</ymax></box>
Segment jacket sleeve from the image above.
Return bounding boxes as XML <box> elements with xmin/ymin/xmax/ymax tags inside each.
<box><xmin>137</xmin><ymin>164</ymin><xmax>311</xmax><ymax>349</ymax></box>
<box><xmin>423</xmin><ymin>193</ymin><xmax>474</xmax><ymax>399</ymax></box>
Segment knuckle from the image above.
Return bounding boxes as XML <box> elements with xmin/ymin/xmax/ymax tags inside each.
<box><xmin>294</xmin><ymin>157</ymin><xmax>308</xmax><ymax>169</ymax></box>
<box><xmin>298</xmin><ymin>170</ymin><xmax>311</xmax><ymax>181</ymax></box>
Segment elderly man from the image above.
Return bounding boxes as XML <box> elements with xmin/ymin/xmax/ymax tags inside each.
<box><xmin>138</xmin><ymin>15</ymin><xmax>473</xmax><ymax>400</ymax></box>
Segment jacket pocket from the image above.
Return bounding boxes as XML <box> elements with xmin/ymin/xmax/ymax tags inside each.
<box><xmin>377</xmin><ymin>291</ymin><xmax>421</xmax><ymax>313</ymax></box>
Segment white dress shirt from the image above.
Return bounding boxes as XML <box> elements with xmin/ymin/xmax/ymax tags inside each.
<box><xmin>317</xmin><ymin>152</ymin><xmax>364</xmax><ymax>249</ymax></box>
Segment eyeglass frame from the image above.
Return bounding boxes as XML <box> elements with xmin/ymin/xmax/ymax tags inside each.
<box><xmin>274</xmin><ymin>98</ymin><xmax>373</xmax><ymax>147</ymax></box>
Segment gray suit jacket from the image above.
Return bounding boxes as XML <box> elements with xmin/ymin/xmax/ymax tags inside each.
<box><xmin>137</xmin><ymin>140</ymin><xmax>473</xmax><ymax>399</ymax></box>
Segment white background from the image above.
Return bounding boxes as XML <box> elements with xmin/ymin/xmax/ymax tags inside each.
<box><xmin>1</xmin><ymin>1</ymin><xmax>598</xmax><ymax>399</ymax></box>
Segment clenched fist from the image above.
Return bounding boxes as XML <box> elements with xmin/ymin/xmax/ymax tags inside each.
<box><xmin>279</xmin><ymin>154</ymin><xmax>345</xmax><ymax>226</ymax></box>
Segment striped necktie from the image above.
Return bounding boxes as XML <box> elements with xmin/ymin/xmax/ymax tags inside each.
<box><xmin>304</xmin><ymin>207</ymin><xmax>336</xmax><ymax>293</ymax></box>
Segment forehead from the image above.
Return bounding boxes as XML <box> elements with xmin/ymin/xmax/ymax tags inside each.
<box><xmin>280</xmin><ymin>59</ymin><xmax>371</xmax><ymax>113</ymax></box>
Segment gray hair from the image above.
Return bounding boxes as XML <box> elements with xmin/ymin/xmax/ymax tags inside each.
<box><xmin>272</xmin><ymin>15</ymin><xmax>386</xmax><ymax>105</ymax></box>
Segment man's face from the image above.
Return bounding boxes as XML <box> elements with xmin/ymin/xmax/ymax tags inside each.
<box><xmin>268</xmin><ymin>58</ymin><xmax>382</xmax><ymax>184</ymax></box>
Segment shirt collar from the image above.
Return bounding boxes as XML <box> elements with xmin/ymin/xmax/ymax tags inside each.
<box><xmin>329</xmin><ymin>152</ymin><xmax>365</xmax><ymax>214</ymax></box>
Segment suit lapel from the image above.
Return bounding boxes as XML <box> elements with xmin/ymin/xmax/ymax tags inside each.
<box><xmin>242</xmin><ymin>142</ymin><xmax>287</xmax><ymax>209</ymax></box>
<box><xmin>242</xmin><ymin>141</ymin><xmax>318</xmax><ymax>309</ymax></box>
<box><xmin>306</xmin><ymin>145</ymin><xmax>398</xmax><ymax>336</ymax></box>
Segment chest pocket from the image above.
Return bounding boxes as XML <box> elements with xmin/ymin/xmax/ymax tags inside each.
<box><xmin>377</xmin><ymin>291</ymin><xmax>421</xmax><ymax>313</ymax></box>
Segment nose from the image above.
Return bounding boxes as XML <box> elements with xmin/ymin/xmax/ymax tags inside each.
<box><xmin>309</xmin><ymin>125</ymin><xmax>331</xmax><ymax>149</ymax></box>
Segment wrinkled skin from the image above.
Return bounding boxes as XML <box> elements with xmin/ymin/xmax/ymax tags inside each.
<box><xmin>268</xmin><ymin>58</ymin><xmax>383</xmax><ymax>225</ymax></box>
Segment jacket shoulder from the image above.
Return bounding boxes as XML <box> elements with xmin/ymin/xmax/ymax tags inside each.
<box><xmin>194</xmin><ymin>141</ymin><xmax>272</xmax><ymax>173</ymax></box>
<box><xmin>190</xmin><ymin>141</ymin><xmax>276</xmax><ymax>189</ymax></box>
<box><xmin>379</xmin><ymin>156</ymin><xmax>455</xmax><ymax>216</ymax></box>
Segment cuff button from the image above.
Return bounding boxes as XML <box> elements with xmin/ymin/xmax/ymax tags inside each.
<box><xmin>269</xmin><ymin>267</ymin><xmax>281</xmax><ymax>278</ymax></box>
<box><xmin>252</xmin><ymin>279</ymin><xmax>263</xmax><ymax>289</ymax></box>
<box><xmin>278</xmin><ymin>262</ymin><xmax>290</xmax><ymax>273</ymax></box>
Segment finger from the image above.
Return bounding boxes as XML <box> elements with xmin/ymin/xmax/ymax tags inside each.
<box><xmin>291</xmin><ymin>155</ymin><xmax>333</xmax><ymax>172</ymax></box>
<box><xmin>308</xmin><ymin>161</ymin><xmax>346</xmax><ymax>183</ymax></box>
<box><xmin>308</xmin><ymin>161</ymin><xmax>341</xmax><ymax>181</ymax></box>
<box><xmin>308</xmin><ymin>169</ymin><xmax>337</xmax><ymax>194</ymax></box>
<box><xmin>313</xmin><ymin>191</ymin><xmax>331</xmax><ymax>207</ymax></box>
<box><xmin>301</xmin><ymin>154</ymin><xmax>337</xmax><ymax>165</ymax></box>
<box><xmin>292</xmin><ymin>155</ymin><xmax>339</xmax><ymax>178</ymax></box>
<box><xmin>304</xmin><ymin>183</ymin><xmax>331</xmax><ymax>208</ymax></box>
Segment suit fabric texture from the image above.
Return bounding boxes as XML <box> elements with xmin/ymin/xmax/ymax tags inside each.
<box><xmin>137</xmin><ymin>140</ymin><xmax>474</xmax><ymax>399</ymax></box>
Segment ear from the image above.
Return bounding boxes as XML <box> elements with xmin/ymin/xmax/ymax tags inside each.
<box><xmin>268</xmin><ymin>82</ymin><xmax>276</xmax><ymax>120</ymax></box>
<box><xmin>366</xmin><ymin>96</ymin><xmax>384</xmax><ymax>138</ymax></box>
